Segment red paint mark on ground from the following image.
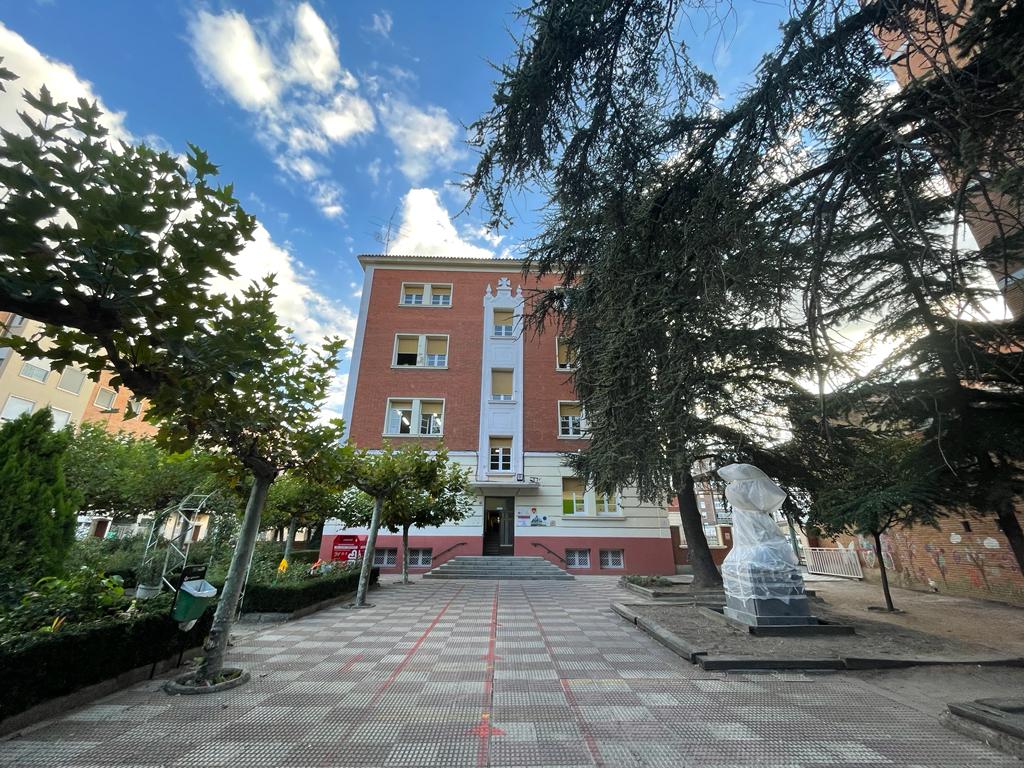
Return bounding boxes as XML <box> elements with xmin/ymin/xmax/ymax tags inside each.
<box><xmin>473</xmin><ymin>584</ymin><xmax>502</xmax><ymax>768</ymax></box>
<box><xmin>370</xmin><ymin>585</ymin><xmax>464</xmax><ymax>706</ymax></box>
<box><xmin>340</xmin><ymin>653</ymin><xmax>364</xmax><ymax>673</ymax></box>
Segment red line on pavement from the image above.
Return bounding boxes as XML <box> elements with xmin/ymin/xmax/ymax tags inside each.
<box><xmin>474</xmin><ymin>584</ymin><xmax>504</xmax><ymax>768</ymax></box>
<box><xmin>370</xmin><ymin>585</ymin><xmax>464</xmax><ymax>705</ymax></box>
<box><xmin>523</xmin><ymin>591</ymin><xmax>605</xmax><ymax>768</ymax></box>
<box><xmin>340</xmin><ymin>653</ymin><xmax>364</xmax><ymax>673</ymax></box>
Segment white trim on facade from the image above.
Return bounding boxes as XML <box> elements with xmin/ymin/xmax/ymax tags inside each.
<box><xmin>342</xmin><ymin>265</ymin><xmax>374</xmax><ymax>440</ymax></box>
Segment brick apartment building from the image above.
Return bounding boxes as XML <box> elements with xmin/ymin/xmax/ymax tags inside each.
<box><xmin>321</xmin><ymin>254</ymin><xmax>676</xmax><ymax>575</ymax></box>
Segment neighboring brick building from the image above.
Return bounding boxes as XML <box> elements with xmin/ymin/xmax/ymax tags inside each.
<box><xmin>1</xmin><ymin>312</ymin><xmax>156</xmax><ymax>437</ymax></box>
<box><xmin>831</xmin><ymin>511</ymin><xmax>1024</xmax><ymax>606</ymax></box>
<box><xmin>321</xmin><ymin>254</ymin><xmax>676</xmax><ymax>575</ymax></box>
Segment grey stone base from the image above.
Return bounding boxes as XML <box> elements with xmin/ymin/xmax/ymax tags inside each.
<box><xmin>724</xmin><ymin>594</ymin><xmax>816</xmax><ymax>626</ymax></box>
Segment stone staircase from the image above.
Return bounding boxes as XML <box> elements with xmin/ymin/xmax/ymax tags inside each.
<box><xmin>422</xmin><ymin>556</ymin><xmax>574</xmax><ymax>581</ymax></box>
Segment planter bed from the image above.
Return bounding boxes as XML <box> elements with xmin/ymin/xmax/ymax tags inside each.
<box><xmin>0</xmin><ymin>608</ymin><xmax>213</xmax><ymax>731</ymax></box>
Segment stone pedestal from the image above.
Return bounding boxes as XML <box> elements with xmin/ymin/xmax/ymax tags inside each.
<box><xmin>722</xmin><ymin>569</ymin><xmax>817</xmax><ymax>627</ymax></box>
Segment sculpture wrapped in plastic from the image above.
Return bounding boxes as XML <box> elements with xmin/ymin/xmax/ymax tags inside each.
<box><xmin>718</xmin><ymin>463</ymin><xmax>815</xmax><ymax>626</ymax></box>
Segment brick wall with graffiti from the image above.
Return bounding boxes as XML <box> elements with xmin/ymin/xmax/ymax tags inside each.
<box><xmin>832</xmin><ymin>512</ymin><xmax>1024</xmax><ymax>605</ymax></box>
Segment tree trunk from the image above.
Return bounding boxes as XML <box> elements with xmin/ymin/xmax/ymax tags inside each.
<box><xmin>873</xmin><ymin>531</ymin><xmax>896</xmax><ymax>612</ymax></box>
<box><xmin>402</xmin><ymin>524</ymin><xmax>411</xmax><ymax>584</ymax></box>
<box><xmin>197</xmin><ymin>472</ymin><xmax>273</xmax><ymax>681</ymax></box>
<box><xmin>674</xmin><ymin>470</ymin><xmax>722</xmax><ymax>588</ymax></box>
<box><xmin>355</xmin><ymin>496</ymin><xmax>383</xmax><ymax>606</ymax></box>
<box><xmin>996</xmin><ymin>505</ymin><xmax>1024</xmax><ymax>577</ymax></box>
<box><xmin>283</xmin><ymin>516</ymin><xmax>299</xmax><ymax>564</ymax></box>
<box><xmin>310</xmin><ymin>519</ymin><xmax>326</xmax><ymax>551</ymax></box>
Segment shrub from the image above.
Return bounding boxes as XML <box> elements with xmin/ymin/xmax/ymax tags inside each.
<box><xmin>0</xmin><ymin>607</ymin><xmax>213</xmax><ymax>721</ymax></box>
<box><xmin>213</xmin><ymin>564</ymin><xmax>379</xmax><ymax>614</ymax></box>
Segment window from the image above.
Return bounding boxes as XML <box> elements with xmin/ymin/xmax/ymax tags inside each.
<box><xmin>19</xmin><ymin>358</ymin><xmax>49</xmax><ymax>383</ymax></box>
<box><xmin>556</xmin><ymin>338</ymin><xmax>576</xmax><ymax>370</ymax></box>
<box><xmin>57</xmin><ymin>367</ymin><xmax>87</xmax><ymax>395</ymax></box>
<box><xmin>394</xmin><ymin>335</ymin><xmax>448</xmax><ymax>367</ymax></box>
<box><xmin>4</xmin><ymin>314</ymin><xmax>25</xmax><ymax>331</ymax></box>
<box><xmin>703</xmin><ymin>525</ymin><xmax>720</xmax><ymax>545</ymax></box>
<box><xmin>401</xmin><ymin>284</ymin><xmax>425</xmax><ymax>305</ymax></box>
<box><xmin>491</xmin><ymin>370</ymin><xmax>513</xmax><ymax>401</ymax></box>
<box><xmin>429</xmin><ymin>286</ymin><xmax>451</xmax><ymax>306</ymax></box>
<box><xmin>49</xmin><ymin>407</ymin><xmax>72</xmax><ymax>430</ymax></box>
<box><xmin>493</xmin><ymin>309</ymin><xmax>514</xmax><ymax>337</ymax></box>
<box><xmin>425</xmin><ymin>337</ymin><xmax>448</xmax><ymax>367</ymax></box>
<box><xmin>1</xmin><ymin>395</ymin><xmax>34</xmax><ymax>422</ymax></box>
<box><xmin>395</xmin><ymin>336</ymin><xmax>419</xmax><ymax>366</ymax></box>
<box><xmin>600</xmin><ymin>549</ymin><xmax>624</xmax><ymax>569</ymax></box>
<box><xmin>373</xmin><ymin>548</ymin><xmax>398</xmax><ymax>567</ymax></box>
<box><xmin>126</xmin><ymin>398</ymin><xmax>143</xmax><ymax>417</ymax></box>
<box><xmin>408</xmin><ymin>549</ymin><xmax>433</xmax><ymax>567</ymax></box>
<box><xmin>489</xmin><ymin>437</ymin><xmax>512</xmax><ymax>472</ymax></box>
<box><xmin>400</xmin><ymin>282</ymin><xmax>452</xmax><ymax>307</ymax></box>
<box><xmin>558</xmin><ymin>402</ymin><xmax>584</xmax><ymax>437</ymax></box>
<box><xmin>420</xmin><ymin>401</ymin><xmax>443</xmax><ymax>435</ymax></box>
<box><xmin>94</xmin><ymin>387</ymin><xmax>117</xmax><ymax>411</ymax></box>
<box><xmin>595</xmin><ymin>492</ymin><xmax>617</xmax><ymax>516</ymax></box>
<box><xmin>562</xmin><ymin>477</ymin><xmax>584</xmax><ymax>515</ymax></box>
<box><xmin>885</xmin><ymin>40</ymin><xmax>910</xmax><ymax>64</ymax></box>
<box><xmin>385</xmin><ymin>398</ymin><xmax>444</xmax><ymax>436</ymax></box>
<box><xmin>565</xmin><ymin>549</ymin><xmax>590</xmax><ymax>569</ymax></box>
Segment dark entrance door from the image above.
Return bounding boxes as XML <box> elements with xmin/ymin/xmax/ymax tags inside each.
<box><xmin>483</xmin><ymin>496</ymin><xmax>515</xmax><ymax>555</ymax></box>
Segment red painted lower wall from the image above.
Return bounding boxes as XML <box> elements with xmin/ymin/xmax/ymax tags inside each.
<box><xmin>320</xmin><ymin>533</ymin><xmax>676</xmax><ymax>575</ymax></box>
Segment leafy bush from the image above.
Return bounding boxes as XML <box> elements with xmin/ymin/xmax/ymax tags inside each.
<box><xmin>623</xmin><ymin>574</ymin><xmax>675</xmax><ymax>587</ymax></box>
<box><xmin>212</xmin><ymin>563</ymin><xmax>378</xmax><ymax>614</ymax></box>
<box><xmin>0</xmin><ymin>607</ymin><xmax>213</xmax><ymax>721</ymax></box>
<box><xmin>0</xmin><ymin>567</ymin><xmax>135</xmax><ymax>640</ymax></box>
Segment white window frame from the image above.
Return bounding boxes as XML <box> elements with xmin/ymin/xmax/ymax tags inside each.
<box><xmin>56</xmin><ymin>367</ymin><xmax>88</xmax><ymax>395</ymax></box>
<box><xmin>489</xmin><ymin>437</ymin><xmax>513</xmax><ymax>472</ymax></box>
<box><xmin>599</xmin><ymin>549</ymin><xmax>625</xmax><ymax>569</ymax></box>
<box><xmin>373</xmin><ymin>548</ymin><xmax>398</xmax><ymax>567</ymax></box>
<box><xmin>565</xmin><ymin>549</ymin><xmax>591</xmax><ymax>569</ymax></box>
<box><xmin>399</xmin><ymin>282</ymin><xmax>453</xmax><ymax>308</ymax></box>
<box><xmin>48</xmin><ymin>406</ymin><xmax>72</xmax><ymax>430</ymax></box>
<box><xmin>19</xmin><ymin>358</ymin><xmax>49</xmax><ymax>383</ymax></box>
<box><xmin>393</xmin><ymin>334</ymin><xmax>449</xmax><ymax>369</ymax></box>
<box><xmin>383</xmin><ymin>397</ymin><xmax>445</xmax><ymax>437</ymax></box>
<box><xmin>1</xmin><ymin>395</ymin><xmax>35</xmax><ymax>422</ymax></box>
<box><xmin>556</xmin><ymin>337</ymin><xmax>576</xmax><ymax>371</ymax></box>
<box><xmin>408</xmin><ymin>548</ymin><xmax>433</xmax><ymax>567</ymax></box>
<box><xmin>561</xmin><ymin>477</ymin><xmax>584</xmax><ymax>515</ymax></box>
<box><xmin>492</xmin><ymin>308</ymin><xmax>515</xmax><ymax>337</ymax></box>
<box><xmin>557</xmin><ymin>401</ymin><xmax>586</xmax><ymax>438</ymax></box>
<box><xmin>490</xmin><ymin>369</ymin><xmax>515</xmax><ymax>401</ymax></box>
<box><xmin>94</xmin><ymin>387</ymin><xmax>117</xmax><ymax>411</ymax></box>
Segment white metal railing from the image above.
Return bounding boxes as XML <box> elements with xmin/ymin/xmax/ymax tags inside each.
<box><xmin>805</xmin><ymin>547</ymin><xmax>864</xmax><ymax>579</ymax></box>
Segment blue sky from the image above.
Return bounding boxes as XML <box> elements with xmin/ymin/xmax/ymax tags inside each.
<box><xmin>0</xmin><ymin>1</ymin><xmax>789</xmax><ymax>419</ymax></box>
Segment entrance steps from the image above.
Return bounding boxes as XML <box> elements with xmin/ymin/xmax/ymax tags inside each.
<box><xmin>423</xmin><ymin>556</ymin><xmax>574</xmax><ymax>581</ymax></box>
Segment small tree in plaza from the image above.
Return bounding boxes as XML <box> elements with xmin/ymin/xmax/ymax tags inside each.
<box><xmin>263</xmin><ymin>472</ymin><xmax>345</xmax><ymax>564</ymax></box>
<box><xmin>805</xmin><ymin>435</ymin><xmax>940</xmax><ymax>612</ymax></box>
<box><xmin>0</xmin><ymin>70</ymin><xmax>345</xmax><ymax>685</ymax></box>
<box><xmin>0</xmin><ymin>410</ymin><xmax>80</xmax><ymax>582</ymax></box>
<box><xmin>382</xmin><ymin>461</ymin><xmax>475</xmax><ymax>584</ymax></box>
<box><xmin>338</xmin><ymin>444</ymin><xmax>456</xmax><ymax>606</ymax></box>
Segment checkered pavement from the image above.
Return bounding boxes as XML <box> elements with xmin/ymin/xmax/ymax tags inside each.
<box><xmin>0</xmin><ymin>577</ymin><xmax>1015</xmax><ymax>767</ymax></box>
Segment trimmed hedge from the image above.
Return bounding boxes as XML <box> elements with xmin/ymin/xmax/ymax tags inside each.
<box><xmin>222</xmin><ymin>567</ymin><xmax>378</xmax><ymax>614</ymax></box>
<box><xmin>0</xmin><ymin>608</ymin><xmax>213</xmax><ymax>721</ymax></box>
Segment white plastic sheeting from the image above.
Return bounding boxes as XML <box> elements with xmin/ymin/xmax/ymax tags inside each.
<box><xmin>718</xmin><ymin>464</ymin><xmax>805</xmax><ymax>602</ymax></box>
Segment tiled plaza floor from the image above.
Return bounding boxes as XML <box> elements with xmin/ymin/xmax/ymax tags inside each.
<box><xmin>1</xmin><ymin>577</ymin><xmax>1017</xmax><ymax>767</ymax></box>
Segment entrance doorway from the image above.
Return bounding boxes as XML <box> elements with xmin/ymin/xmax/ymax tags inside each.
<box><xmin>483</xmin><ymin>496</ymin><xmax>515</xmax><ymax>556</ymax></box>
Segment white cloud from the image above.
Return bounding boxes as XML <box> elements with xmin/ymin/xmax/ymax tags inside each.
<box><xmin>387</xmin><ymin>188</ymin><xmax>495</xmax><ymax>259</ymax></box>
<box><xmin>188</xmin><ymin>4</ymin><xmax>374</xmax><ymax>220</ymax></box>
<box><xmin>366</xmin><ymin>157</ymin><xmax>383</xmax><ymax>185</ymax></box>
<box><xmin>379</xmin><ymin>97</ymin><xmax>464</xmax><ymax>182</ymax></box>
<box><xmin>0</xmin><ymin>24</ymin><xmax>131</xmax><ymax>143</ymax></box>
<box><xmin>370</xmin><ymin>11</ymin><xmax>393</xmax><ymax>38</ymax></box>
<box><xmin>189</xmin><ymin>10</ymin><xmax>278</xmax><ymax>110</ymax></box>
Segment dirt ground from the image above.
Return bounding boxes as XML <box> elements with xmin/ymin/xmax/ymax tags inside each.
<box><xmin>630</xmin><ymin>602</ymin><xmax>1007</xmax><ymax>660</ymax></box>
<box><xmin>809</xmin><ymin>578</ymin><xmax>1024</xmax><ymax>657</ymax></box>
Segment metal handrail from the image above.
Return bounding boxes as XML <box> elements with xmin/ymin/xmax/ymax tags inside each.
<box><xmin>531</xmin><ymin>541</ymin><xmax>567</xmax><ymax>566</ymax></box>
<box><xmin>432</xmin><ymin>541</ymin><xmax>467</xmax><ymax>566</ymax></box>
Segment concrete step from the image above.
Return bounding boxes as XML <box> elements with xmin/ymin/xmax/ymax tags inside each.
<box><xmin>422</xmin><ymin>573</ymin><xmax>575</xmax><ymax>580</ymax></box>
<box><xmin>425</xmin><ymin>555</ymin><xmax>574</xmax><ymax>580</ymax></box>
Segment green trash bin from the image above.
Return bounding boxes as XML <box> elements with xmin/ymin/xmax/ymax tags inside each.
<box><xmin>172</xmin><ymin>579</ymin><xmax>218</xmax><ymax>623</ymax></box>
